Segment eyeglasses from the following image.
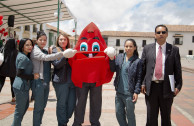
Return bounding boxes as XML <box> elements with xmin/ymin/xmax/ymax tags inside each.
<box><xmin>156</xmin><ymin>31</ymin><xmax>167</xmax><ymax>34</ymax></box>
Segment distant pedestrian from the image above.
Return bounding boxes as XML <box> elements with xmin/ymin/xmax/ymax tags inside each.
<box><xmin>141</xmin><ymin>24</ymin><xmax>182</xmax><ymax>126</ymax></box>
<box><xmin>106</xmin><ymin>39</ymin><xmax>142</xmax><ymax>126</ymax></box>
<box><xmin>0</xmin><ymin>38</ymin><xmax>18</xmax><ymax>102</ymax></box>
<box><xmin>12</xmin><ymin>38</ymin><xmax>36</xmax><ymax>126</ymax></box>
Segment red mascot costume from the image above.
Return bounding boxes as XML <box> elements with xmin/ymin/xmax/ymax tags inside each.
<box><xmin>70</xmin><ymin>22</ymin><xmax>114</xmax><ymax>126</ymax></box>
<box><xmin>69</xmin><ymin>22</ymin><xmax>113</xmax><ymax>87</ymax></box>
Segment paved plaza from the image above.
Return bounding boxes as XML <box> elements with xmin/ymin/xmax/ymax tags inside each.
<box><xmin>0</xmin><ymin>58</ymin><xmax>194</xmax><ymax>126</ymax></box>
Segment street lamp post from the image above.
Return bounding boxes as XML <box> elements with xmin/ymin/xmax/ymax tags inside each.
<box><xmin>57</xmin><ymin>0</ymin><xmax>61</xmax><ymax>36</ymax></box>
<box><xmin>74</xmin><ymin>19</ymin><xmax>77</xmax><ymax>46</ymax></box>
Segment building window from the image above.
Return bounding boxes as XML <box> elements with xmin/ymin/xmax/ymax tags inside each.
<box><xmin>24</xmin><ymin>25</ymin><xmax>30</xmax><ymax>31</ymax></box>
<box><xmin>119</xmin><ymin>50</ymin><xmax>124</xmax><ymax>54</ymax></box>
<box><xmin>173</xmin><ymin>34</ymin><xmax>183</xmax><ymax>45</ymax></box>
<box><xmin>116</xmin><ymin>39</ymin><xmax>120</xmax><ymax>46</ymax></box>
<box><xmin>33</xmin><ymin>24</ymin><xmax>37</xmax><ymax>33</ymax></box>
<box><xmin>103</xmin><ymin>37</ymin><xmax>108</xmax><ymax>46</ymax></box>
<box><xmin>175</xmin><ymin>38</ymin><xmax>180</xmax><ymax>44</ymax></box>
<box><xmin>16</xmin><ymin>26</ymin><xmax>21</xmax><ymax>29</ymax></box>
<box><xmin>188</xmin><ymin>50</ymin><xmax>193</xmax><ymax>55</ymax></box>
<box><xmin>32</xmin><ymin>40</ymin><xmax>36</xmax><ymax>45</ymax></box>
<box><xmin>174</xmin><ymin>38</ymin><xmax>183</xmax><ymax>45</ymax></box>
<box><xmin>142</xmin><ymin>40</ymin><xmax>146</xmax><ymax>47</ymax></box>
<box><xmin>192</xmin><ymin>36</ymin><xmax>194</xmax><ymax>43</ymax></box>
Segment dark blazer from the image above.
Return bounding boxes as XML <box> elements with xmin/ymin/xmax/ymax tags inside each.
<box><xmin>141</xmin><ymin>42</ymin><xmax>182</xmax><ymax>98</ymax></box>
<box><xmin>109</xmin><ymin>53</ymin><xmax>142</xmax><ymax>94</ymax></box>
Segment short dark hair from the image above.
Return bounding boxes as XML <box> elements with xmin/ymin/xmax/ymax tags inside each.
<box><xmin>19</xmin><ymin>38</ymin><xmax>33</xmax><ymax>58</ymax></box>
<box><xmin>37</xmin><ymin>31</ymin><xmax>47</xmax><ymax>40</ymax></box>
<box><xmin>124</xmin><ymin>38</ymin><xmax>139</xmax><ymax>57</ymax></box>
<box><xmin>155</xmin><ymin>24</ymin><xmax>168</xmax><ymax>33</ymax></box>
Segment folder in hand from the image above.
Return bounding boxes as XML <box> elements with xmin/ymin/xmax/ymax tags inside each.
<box><xmin>169</xmin><ymin>75</ymin><xmax>175</xmax><ymax>92</ymax></box>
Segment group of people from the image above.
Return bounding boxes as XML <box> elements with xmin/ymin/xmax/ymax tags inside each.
<box><xmin>0</xmin><ymin>24</ymin><xmax>182</xmax><ymax>126</ymax></box>
<box><xmin>9</xmin><ymin>31</ymin><xmax>77</xmax><ymax>126</ymax></box>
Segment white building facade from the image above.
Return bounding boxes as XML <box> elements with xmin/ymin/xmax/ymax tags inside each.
<box><xmin>14</xmin><ymin>23</ymin><xmax>71</xmax><ymax>48</ymax></box>
<box><xmin>166</xmin><ymin>25</ymin><xmax>194</xmax><ymax>57</ymax></box>
<box><xmin>102</xmin><ymin>31</ymin><xmax>155</xmax><ymax>57</ymax></box>
<box><xmin>102</xmin><ymin>25</ymin><xmax>194</xmax><ymax>57</ymax></box>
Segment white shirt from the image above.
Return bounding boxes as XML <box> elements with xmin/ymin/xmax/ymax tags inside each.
<box><xmin>152</xmin><ymin>42</ymin><xmax>166</xmax><ymax>81</ymax></box>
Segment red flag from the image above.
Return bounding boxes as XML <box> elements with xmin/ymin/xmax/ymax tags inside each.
<box><xmin>3</xmin><ymin>32</ymin><xmax>8</xmax><ymax>37</ymax></box>
<box><xmin>17</xmin><ymin>40</ymin><xmax>20</xmax><ymax>45</ymax></box>
<box><xmin>0</xmin><ymin>15</ymin><xmax>3</xmax><ymax>20</ymax></box>
<box><xmin>1</xmin><ymin>28</ymin><xmax>5</xmax><ymax>32</ymax></box>
<box><xmin>0</xmin><ymin>15</ymin><xmax>3</xmax><ymax>25</ymax></box>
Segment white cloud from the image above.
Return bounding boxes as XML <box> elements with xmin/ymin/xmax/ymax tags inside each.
<box><xmin>51</xmin><ymin>0</ymin><xmax>194</xmax><ymax>35</ymax></box>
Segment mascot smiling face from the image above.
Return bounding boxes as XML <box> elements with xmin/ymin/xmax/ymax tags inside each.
<box><xmin>69</xmin><ymin>22</ymin><xmax>113</xmax><ymax>88</ymax></box>
<box><xmin>74</xmin><ymin>22</ymin><xmax>107</xmax><ymax>56</ymax></box>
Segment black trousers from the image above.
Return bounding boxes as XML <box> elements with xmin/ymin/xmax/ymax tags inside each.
<box><xmin>0</xmin><ymin>75</ymin><xmax>15</xmax><ymax>98</ymax></box>
<box><xmin>73</xmin><ymin>83</ymin><xmax>102</xmax><ymax>126</ymax></box>
<box><xmin>145</xmin><ymin>82</ymin><xmax>173</xmax><ymax>126</ymax></box>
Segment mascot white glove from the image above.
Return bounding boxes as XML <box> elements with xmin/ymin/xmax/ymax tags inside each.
<box><xmin>63</xmin><ymin>49</ymin><xmax>77</xmax><ymax>58</ymax></box>
<box><xmin>104</xmin><ymin>47</ymin><xmax>116</xmax><ymax>59</ymax></box>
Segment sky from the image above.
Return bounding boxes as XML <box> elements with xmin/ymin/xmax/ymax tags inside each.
<box><xmin>49</xmin><ymin>0</ymin><xmax>194</xmax><ymax>35</ymax></box>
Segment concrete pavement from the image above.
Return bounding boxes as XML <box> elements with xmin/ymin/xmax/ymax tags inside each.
<box><xmin>0</xmin><ymin>77</ymin><xmax>147</xmax><ymax>126</ymax></box>
<box><xmin>0</xmin><ymin>57</ymin><xmax>194</xmax><ymax>126</ymax></box>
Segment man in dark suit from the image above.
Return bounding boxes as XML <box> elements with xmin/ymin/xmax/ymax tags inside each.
<box><xmin>141</xmin><ymin>24</ymin><xmax>182</xmax><ymax>126</ymax></box>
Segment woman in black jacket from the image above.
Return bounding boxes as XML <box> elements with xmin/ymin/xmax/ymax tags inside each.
<box><xmin>51</xmin><ymin>34</ymin><xmax>76</xmax><ymax>126</ymax></box>
<box><xmin>106</xmin><ymin>39</ymin><xmax>142</xmax><ymax>126</ymax></box>
<box><xmin>0</xmin><ymin>38</ymin><xmax>18</xmax><ymax>102</ymax></box>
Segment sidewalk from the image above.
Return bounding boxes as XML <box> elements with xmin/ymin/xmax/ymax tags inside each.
<box><xmin>181</xmin><ymin>58</ymin><xmax>194</xmax><ymax>72</ymax></box>
<box><xmin>0</xmin><ymin>78</ymin><xmax>146</xmax><ymax>126</ymax></box>
<box><xmin>0</xmin><ymin>58</ymin><xmax>194</xmax><ymax>126</ymax></box>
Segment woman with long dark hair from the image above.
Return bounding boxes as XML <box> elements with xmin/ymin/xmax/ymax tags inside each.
<box><xmin>106</xmin><ymin>39</ymin><xmax>142</xmax><ymax>126</ymax></box>
<box><xmin>12</xmin><ymin>38</ymin><xmax>36</xmax><ymax>126</ymax></box>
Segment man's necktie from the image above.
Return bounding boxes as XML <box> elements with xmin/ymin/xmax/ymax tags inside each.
<box><xmin>155</xmin><ymin>46</ymin><xmax>162</xmax><ymax>80</ymax></box>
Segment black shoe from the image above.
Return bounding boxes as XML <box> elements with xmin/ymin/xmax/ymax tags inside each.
<box><xmin>11</xmin><ymin>97</ymin><xmax>15</xmax><ymax>102</ymax></box>
<box><xmin>72</xmin><ymin>123</ymin><xmax>81</xmax><ymax>126</ymax></box>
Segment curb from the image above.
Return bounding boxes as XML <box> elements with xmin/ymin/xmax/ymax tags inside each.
<box><xmin>182</xmin><ymin>67</ymin><xmax>194</xmax><ymax>73</ymax></box>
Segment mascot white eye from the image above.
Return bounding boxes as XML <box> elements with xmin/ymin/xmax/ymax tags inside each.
<box><xmin>80</xmin><ymin>42</ymin><xmax>88</xmax><ymax>51</ymax></box>
<box><xmin>92</xmin><ymin>42</ymin><xmax>100</xmax><ymax>51</ymax></box>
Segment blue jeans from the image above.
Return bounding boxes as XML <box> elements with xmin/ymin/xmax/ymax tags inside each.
<box><xmin>115</xmin><ymin>92</ymin><xmax>136</xmax><ymax>126</ymax></box>
<box><xmin>31</xmin><ymin>79</ymin><xmax>50</xmax><ymax>126</ymax></box>
<box><xmin>12</xmin><ymin>88</ymin><xmax>29</xmax><ymax>126</ymax></box>
<box><xmin>53</xmin><ymin>82</ymin><xmax>76</xmax><ymax>126</ymax></box>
